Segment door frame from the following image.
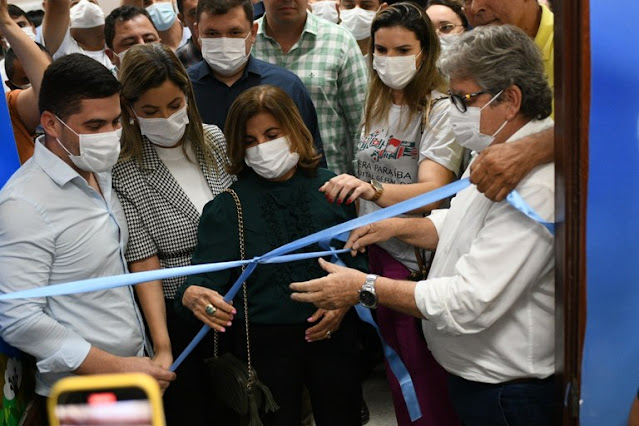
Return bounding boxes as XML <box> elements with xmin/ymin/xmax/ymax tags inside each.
<box><xmin>553</xmin><ymin>0</ymin><xmax>590</xmax><ymax>424</ymax></box>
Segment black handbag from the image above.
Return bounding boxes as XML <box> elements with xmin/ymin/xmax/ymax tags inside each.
<box><xmin>204</xmin><ymin>188</ymin><xmax>279</xmax><ymax>426</ymax></box>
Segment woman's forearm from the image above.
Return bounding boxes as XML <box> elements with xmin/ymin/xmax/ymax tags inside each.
<box><xmin>130</xmin><ymin>256</ymin><xmax>171</xmax><ymax>353</ymax></box>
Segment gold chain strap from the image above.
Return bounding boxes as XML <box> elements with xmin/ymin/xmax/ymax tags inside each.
<box><xmin>213</xmin><ymin>188</ymin><xmax>254</xmax><ymax>387</ymax></box>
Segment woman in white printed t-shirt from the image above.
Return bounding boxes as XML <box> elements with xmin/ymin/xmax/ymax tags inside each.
<box><xmin>320</xmin><ymin>3</ymin><xmax>462</xmax><ymax>426</ymax></box>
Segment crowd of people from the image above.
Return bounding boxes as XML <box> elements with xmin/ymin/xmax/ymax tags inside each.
<box><xmin>0</xmin><ymin>0</ymin><xmax>558</xmax><ymax>425</ymax></box>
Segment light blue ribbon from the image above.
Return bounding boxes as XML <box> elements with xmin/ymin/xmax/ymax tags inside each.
<box><xmin>324</xmin><ymin>242</ymin><xmax>422</xmax><ymax>422</ymax></box>
<box><xmin>166</xmin><ymin>182</ymin><xmax>464</xmax><ymax>371</ymax></box>
<box><xmin>0</xmin><ymin>178</ymin><xmax>472</xmax><ymax>303</ymax></box>
<box><xmin>0</xmin><ymin>177</ymin><xmax>553</xmax><ymax>303</ymax></box>
<box><xmin>0</xmin><ymin>176</ymin><xmax>553</xmax><ymax>418</ymax></box>
<box><xmin>0</xmin><ymin>249</ymin><xmax>349</xmax><ymax>301</ymax></box>
<box><xmin>507</xmin><ymin>190</ymin><xmax>555</xmax><ymax>234</ymax></box>
<box><xmin>217</xmin><ymin>179</ymin><xmax>472</xmax><ymax>304</ymax></box>
<box><xmin>355</xmin><ymin>305</ymin><xmax>422</xmax><ymax>421</ymax></box>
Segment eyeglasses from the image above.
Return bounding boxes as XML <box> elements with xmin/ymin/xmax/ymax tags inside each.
<box><xmin>436</xmin><ymin>23</ymin><xmax>464</xmax><ymax>34</ymax></box>
<box><xmin>448</xmin><ymin>90</ymin><xmax>486</xmax><ymax>113</ymax></box>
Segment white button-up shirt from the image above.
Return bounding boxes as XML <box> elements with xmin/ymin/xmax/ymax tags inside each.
<box><xmin>416</xmin><ymin>118</ymin><xmax>555</xmax><ymax>384</ymax></box>
<box><xmin>0</xmin><ymin>138</ymin><xmax>146</xmax><ymax>396</ymax></box>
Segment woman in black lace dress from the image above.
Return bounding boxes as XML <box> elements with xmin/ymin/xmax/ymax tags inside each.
<box><xmin>177</xmin><ymin>85</ymin><xmax>368</xmax><ymax>426</ymax></box>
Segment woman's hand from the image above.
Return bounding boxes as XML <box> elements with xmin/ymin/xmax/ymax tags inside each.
<box><xmin>182</xmin><ymin>285</ymin><xmax>236</xmax><ymax>332</ymax></box>
<box><xmin>152</xmin><ymin>348</ymin><xmax>173</xmax><ymax>371</ymax></box>
<box><xmin>345</xmin><ymin>218</ymin><xmax>401</xmax><ymax>254</ymax></box>
<box><xmin>151</xmin><ymin>349</ymin><xmax>173</xmax><ymax>393</ymax></box>
<box><xmin>319</xmin><ymin>174</ymin><xmax>376</xmax><ymax>204</ymax></box>
<box><xmin>304</xmin><ymin>307</ymin><xmax>349</xmax><ymax>342</ymax></box>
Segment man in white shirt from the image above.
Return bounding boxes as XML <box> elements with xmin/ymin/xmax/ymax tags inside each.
<box><xmin>290</xmin><ymin>25</ymin><xmax>557</xmax><ymax>426</ymax></box>
<box><xmin>0</xmin><ymin>53</ymin><xmax>174</xmax><ymax>421</ymax></box>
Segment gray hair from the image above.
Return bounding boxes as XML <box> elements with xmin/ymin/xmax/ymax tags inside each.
<box><xmin>439</xmin><ymin>25</ymin><xmax>552</xmax><ymax>120</ymax></box>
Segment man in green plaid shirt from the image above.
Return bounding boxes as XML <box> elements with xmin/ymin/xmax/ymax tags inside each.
<box><xmin>253</xmin><ymin>1</ymin><xmax>368</xmax><ymax>175</ymax></box>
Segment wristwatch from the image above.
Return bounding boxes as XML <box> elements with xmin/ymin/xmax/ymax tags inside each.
<box><xmin>370</xmin><ymin>179</ymin><xmax>384</xmax><ymax>202</ymax></box>
<box><xmin>358</xmin><ymin>274</ymin><xmax>379</xmax><ymax>309</ymax></box>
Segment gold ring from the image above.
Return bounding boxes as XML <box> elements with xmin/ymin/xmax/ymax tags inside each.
<box><xmin>205</xmin><ymin>304</ymin><xmax>217</xmax><ymax>316</ymax></box>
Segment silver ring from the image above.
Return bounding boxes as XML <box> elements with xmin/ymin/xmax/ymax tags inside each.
<box><xmin>326</xmin><ymin>330</ymin><xmax>332</xmax><ymax>339</ymax></box>
<box><xmin>205</xmin><ymin>304</ymin><xmax>217</xmax><ymax>316</ymax></box>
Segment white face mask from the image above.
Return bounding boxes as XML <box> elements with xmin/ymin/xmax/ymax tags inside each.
<box><xmin>146</xmin><ymin>2</ymin><xmax>177</xmax><ymax>31</ymax></box>
<box><xmin>70</xmin><ymin>0</ymin><xmax>106</xmax><ymax>29</ymax></box>
<box><xmin>21</xmin><ymin>26</ymin><xmax>37</xmax><ymax>41</ymax></box>
<box><xmin>448</xmin><ymin>90</ymin><xmax>508</xmax><ymax>153</ymax></box>
<box><xmin>3</xmin><ymin>27</ymin><xmax>37</xmax><ymax>49</ymax></box>
<box><xmin>311</xmin><ymin>1</ymin><xmax>339</xmax><ymax>24</ymax></box>
<box><xmin>340</xmin><ymin>7</ymin><xmax>376</xmax><ymax>40</ymax></box>
<box><xmin>54</xmin><ymin>115</ymin><xmax>121</xmax><ymax>173</ymax></box>
<box><xmin>134</xmin><ymin>104</ymin><xmax>190</xmax><ymax>147</ymax></box>
<box><xmin>244</xmin><ymin>136</ymin><xmax>300</xmax><ymax>179</ymax></box>
<box><xmin>201</xmin><ymin>33</ymin><xmax>251</xmax><ymax>77</ymax></box>
<box><xmin>116</xmin><ymin>48</ymin><xmax>129</xmax><ymax>64</ymax></box>
<box><xmin>372</xmin><ymin>51</ymin><xmax>422</xmax><ymax>90</ymax></box>
<box><xmin>438</xmin><ymin>33</ymin><xmax>458</xmax><ymax>57</ymax></box>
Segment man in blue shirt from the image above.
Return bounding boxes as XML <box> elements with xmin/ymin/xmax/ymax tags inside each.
<box><xmin>188</xmin><ymin>0</ymin><xmax>327</xmax><ymax>167</ymax></box>
<box><xmin>0</xmin><ymin>54</ymin><xmax>175</xmax><ymax>420</ymax></box>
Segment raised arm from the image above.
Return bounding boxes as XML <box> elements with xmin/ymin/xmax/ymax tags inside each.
<box><xmin>470</xmin><ymin>126</ymin><xmax>554</xmax><ymax>201</ymax></box>
<box><xmin>0</xmin><ymin>0</ymin><xmax>51</xmax><ymax>132</ymax></box>
<box><xmin>42</xmin><ymin>0</ymin><xmax>70</xmax><ymax>56</ymax></box>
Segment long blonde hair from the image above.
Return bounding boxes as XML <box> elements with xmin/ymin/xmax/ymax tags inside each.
<box><xmin>365</xmin><ymin>2</ymin><xmax>446</xmax><ymax>134</ymax></box>
<box><xmin>118</xmin><ymin>43</ymin><xmax>218</xmax><ymax>171</ymax></box>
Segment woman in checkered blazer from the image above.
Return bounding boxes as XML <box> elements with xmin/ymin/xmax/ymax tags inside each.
<box><xmin>112</xmin><ymin>43</ymin><xmax>235</xmax><ymax>425</ymax></box>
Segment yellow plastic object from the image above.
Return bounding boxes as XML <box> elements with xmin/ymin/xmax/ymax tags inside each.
<box><xmin>47</xmin><ymin>373</ymin><xmax>164</xmax><ymax>426</ymax></box>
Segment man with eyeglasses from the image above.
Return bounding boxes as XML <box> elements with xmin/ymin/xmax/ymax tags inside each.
<box><xmin>461</xmin><ymin>0</ymin><xmax>554</xmax><ymax>202</ymax></box>
<box><xmin>188</xmin><ymin>0</ymin><xmax>326</xmax><ymax>166</ymax></box>
<box><xmin>290</xmin><ymin>25</ymin><xmax>557</xmax><ymax>426</ymax></box>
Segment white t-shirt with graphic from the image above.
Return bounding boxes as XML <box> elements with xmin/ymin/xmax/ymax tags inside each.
<box><xmin>357</xmin><ymin>93</ymin><xmax>463</xmax><ymax>270</ymax></box>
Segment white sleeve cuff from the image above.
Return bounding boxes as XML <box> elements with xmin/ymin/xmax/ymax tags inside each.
<box><xmin>427</xmin><ymin>209</ymin><xmax>448</xmax><ymax>236</ymax></box>
<box><xmin>36</xmin><ymin>336</ymin><xmax>91</xmax><ymax>374</ymax></box>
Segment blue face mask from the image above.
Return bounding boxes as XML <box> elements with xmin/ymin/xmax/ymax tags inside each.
<box><xmin>146</xmin><ymin>2</ymin><xmax>177</xmax><ymax>31</ymax></box>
